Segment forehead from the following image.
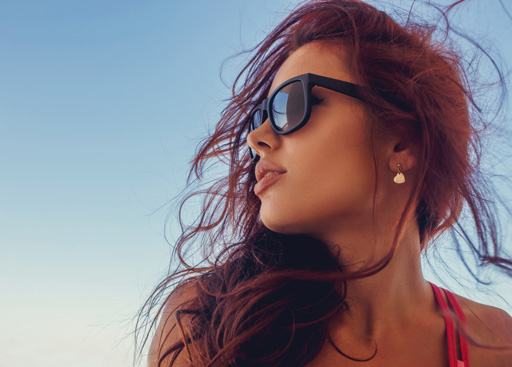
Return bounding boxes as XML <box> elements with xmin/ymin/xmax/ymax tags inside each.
<box><xmin>270</xmin><ymin>41</ymin><xmax>355</xmax><ymax>93</ymax></box>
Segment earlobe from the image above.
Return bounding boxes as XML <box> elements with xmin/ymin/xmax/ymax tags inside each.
<box><xmin>388</xmin><ymin>141</ymin><xmax>418</xmax><ymax>178</ymax></box>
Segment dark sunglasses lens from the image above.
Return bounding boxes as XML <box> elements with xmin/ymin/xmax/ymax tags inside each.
<box><xmin>248</xmin><ymin>111</ymin><xmax>258</xmax><ymax>160</ymax></box>
<box><xmin>251</xmin><ymin>109</ymin><xmax>263</xmax><ymax>132</ymax></box>
<box><xmin>271</xmin><ymin>80</ymin><xmax>305</xmax><ymax>132</ymax></box>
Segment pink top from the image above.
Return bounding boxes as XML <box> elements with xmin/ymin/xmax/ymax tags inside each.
<box><xmin>430</xmin><ymin>282</ymin><xmax>470</xmax><ymax>367</ymax></box>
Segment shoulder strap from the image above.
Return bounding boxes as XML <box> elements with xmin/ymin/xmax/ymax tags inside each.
<box><xmin>430</xmin><ymin>282</ymin><xmax>459</xmax><ymax>367</ymax></box>
<box><xmin>444</xmin><ymin>288</ymin><xmax>471</xmax><ymax>367</ymax></box>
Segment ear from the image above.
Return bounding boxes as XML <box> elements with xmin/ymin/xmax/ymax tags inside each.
<box><xmin>387</xmin><ymin>140</ymin><xmax>418</xmax><ymax>174</ymax></box>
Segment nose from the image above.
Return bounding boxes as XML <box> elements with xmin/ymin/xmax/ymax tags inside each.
<box><xmin>246</xmin><ymin>118</ymin><xmax>281</xmax><ymax>160</ymax></box>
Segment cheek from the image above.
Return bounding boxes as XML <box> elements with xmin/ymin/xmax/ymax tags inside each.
<box><xmin>259</xmin><ymin>139</ymin><xmax>378</xmax><ymax>234</ymax></box>
<box><xmin>298</xmin><ymin>126</ymin><xmax>377</xmax><ymax>200</ymax></box>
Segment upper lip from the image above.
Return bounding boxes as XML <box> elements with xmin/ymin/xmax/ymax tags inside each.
<box><xmin>255</xmin><ymin>159</ymin><xmax>287</xmax><ymax>182</ymax></box>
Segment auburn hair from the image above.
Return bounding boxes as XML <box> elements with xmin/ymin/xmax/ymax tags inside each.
<box><xmin>137</xmin><ymin>1</ymin><xmax>511</xmax><ymax>366</ymax></box>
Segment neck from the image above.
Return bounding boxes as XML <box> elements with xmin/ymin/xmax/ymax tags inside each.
<box><xmin>320</xmin><ymin>219</ymin><xmax>435</xmax><ymax>338</ymax></box>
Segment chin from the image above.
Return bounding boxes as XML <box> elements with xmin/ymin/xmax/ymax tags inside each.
<box><xmin>261</xmin><ymin>215</ymin><xmax>309</xmax><ymax>236</ymax></box>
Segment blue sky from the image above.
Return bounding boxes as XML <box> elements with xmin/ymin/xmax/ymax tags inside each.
<box><xmin>1</xmin><ymin>1</ymin><xmax>511</xmax><ymax>366</ymax></box>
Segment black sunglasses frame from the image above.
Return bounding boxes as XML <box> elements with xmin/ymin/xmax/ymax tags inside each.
<box><xmin>248</xmin><ymin>73</ymin><xmax>365</xmax><ymax>161</ymax></box>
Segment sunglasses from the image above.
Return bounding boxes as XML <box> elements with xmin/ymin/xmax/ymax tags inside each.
<box><xmin>248</xmin><ymin>73</ymin><xmax>365</xmax><ymax>161</ymax></box>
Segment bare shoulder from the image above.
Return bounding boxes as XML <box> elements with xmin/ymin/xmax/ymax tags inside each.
<box><xmin>454</xmin><ymin>294</ymin><xmax>512</xmax><ymax>342</ymax></box>
<box><xmin>453</xmin><ymin>293</ymin><xmax>512</xmax><ymax>366</ymax></box>
<box><xmin>147</xmin><ymin>278</ymin><xmax>200</xmax><ymax>367</ymax></box>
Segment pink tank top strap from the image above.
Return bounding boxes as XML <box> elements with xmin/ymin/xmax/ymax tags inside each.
<box><xmin>444</xmin><ymin>288</ymin><xmax>471</xmax><ymax>367</ymax></box>
<box><xmin>429</xmin><ymin>282</ymin><xmax>470</xmax><ymax>367</ymax></box>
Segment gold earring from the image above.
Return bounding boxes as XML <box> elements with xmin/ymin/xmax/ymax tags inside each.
<box><xmin>394</xmin><ymin>164</ymin><xmax>405</xmax><ymax>184</ymax></box>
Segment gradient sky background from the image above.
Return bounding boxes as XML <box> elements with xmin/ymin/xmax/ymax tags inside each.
<box><xmin>1</xmin><ymin>1</ymin><xmax>511</xmax><ymax>366</ymax></box>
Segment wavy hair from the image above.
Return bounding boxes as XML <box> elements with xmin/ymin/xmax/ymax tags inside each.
<box><xmin>136</xmin><ymin>1</ymin><xmax>512</xmax><ymax>366</ymax></box>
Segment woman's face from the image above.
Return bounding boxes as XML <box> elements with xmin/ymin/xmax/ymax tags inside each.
<box><xmin>247</xmin><ymin>41</ymin><xmax>393</xmax><ymax>243</ymax></box>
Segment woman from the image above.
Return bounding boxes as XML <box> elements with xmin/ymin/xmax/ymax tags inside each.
<box><xmin>142</xmin><ymin>0</ymin><xmax>512</xmax><ymax>366</ymax></box>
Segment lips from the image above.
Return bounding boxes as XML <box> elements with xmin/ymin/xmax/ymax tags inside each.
<box><xmin>254</xmin><ymin>160</ymin><xmax>287</xmax><ymax>195</ymax></box>
<box><xmin>255</xmin><ymin>160</ymin><xmax>287</xmax><ymax>182</ymax></box>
